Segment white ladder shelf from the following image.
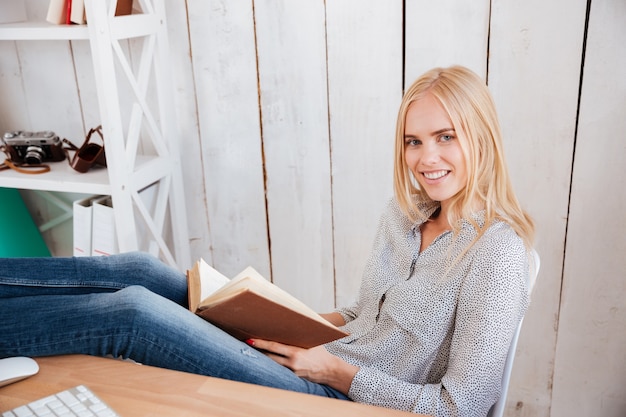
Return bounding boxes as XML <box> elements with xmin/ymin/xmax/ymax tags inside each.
<box><xmin>0</xmin><ymin>0</ymin><xmax>190</xmax><ymax>269</ymax></box>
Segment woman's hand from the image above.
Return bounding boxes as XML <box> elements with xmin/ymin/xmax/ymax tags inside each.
<box><xmin>247</xmin><ymin>339</ymin><xmax>359</xmax><ymax>395</ymax></box>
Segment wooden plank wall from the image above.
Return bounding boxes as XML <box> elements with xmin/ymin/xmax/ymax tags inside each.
<box><xmin>551</xmin><ymin>1</ymin><xmax>626</xmax><ymax>416</ymax></box>
<box><xmin>488</xmin><ymin>1</ymin><xmax>589</xmax><ymax>415</ymax></box>
<box><xmin>1</xmin><ymin>0</ymin><xmax>624</xmax><ymax>415</ymax></box>
<box><xmin>325</xmin><ymin>0</ymin><xmax>402</xmax><ymax>307</ymax></box>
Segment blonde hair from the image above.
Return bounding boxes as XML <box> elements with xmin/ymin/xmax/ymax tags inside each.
<box><xmin>393</xmin><ymin>65</ymin><xmax>534</xmax><ymax>249</ymax></box>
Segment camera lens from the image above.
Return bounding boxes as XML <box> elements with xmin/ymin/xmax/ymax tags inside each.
<box><xmin>25</xmin><ymin>146</ymin><xmax>45</xmax><ymax>165</ymax></box>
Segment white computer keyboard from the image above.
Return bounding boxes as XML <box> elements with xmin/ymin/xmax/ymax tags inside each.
<box><xmin>2</xmin><ymin>385</ymin><xmax>120</xmax><ymax>417</ymax></box>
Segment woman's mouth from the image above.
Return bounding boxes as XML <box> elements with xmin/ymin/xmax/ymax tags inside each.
<box><xmin>423</xmin><ymin>170</ymin><xmax>449</xmax><ymax>180</ymax></box>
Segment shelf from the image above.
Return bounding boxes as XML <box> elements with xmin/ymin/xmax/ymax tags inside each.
<box><xmin>0</xmin><ymin>22</ymin><xmax>89</xmax><ymax>40</ymax></box>
<box><xmin>0</xmin><ymin>15</ymin><xmax>160</xmax><ymax>42</ymax></box>
<box><xmin>0</xmin><ymin>0</ymin><xmax>191</xmax><ymax>268</ymax></box>
<box><xmin>0</xmin><ymin>155</ymin><xmax>167</xmax><ymax>195</ymax></box>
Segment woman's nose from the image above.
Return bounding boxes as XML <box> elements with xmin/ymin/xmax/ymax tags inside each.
<box><xmin>420</xmin><ymin>141</ymin><xmax>440</xmax><ymax>164</ymax></box>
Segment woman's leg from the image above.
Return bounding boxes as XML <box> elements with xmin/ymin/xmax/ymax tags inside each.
<box><xmin>0</xmin><ymin>252</ymin><xmax>187</xmax><ymax>306</ymax></box>
<box><xmin>0</xmin><ymin>285</ymin><xmax>348</xmax><ymax>400</ymax></box>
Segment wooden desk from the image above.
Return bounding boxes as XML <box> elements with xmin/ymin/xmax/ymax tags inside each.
<box><xmin>0</xmin><ymin>355</ymin><xmax>423</xmax><ymax>416</ymax></box>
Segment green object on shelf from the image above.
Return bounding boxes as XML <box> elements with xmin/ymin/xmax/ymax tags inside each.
<box><xmin>0</xmin><ymin>188</ymin><xmax>51</xmax><ymax>257</ymax></box>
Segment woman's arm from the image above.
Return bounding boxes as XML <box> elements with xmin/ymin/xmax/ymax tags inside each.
<box><xmin>247</xmin><ymin>339</ymin><xmax>359</xmax><ymax>395</ymax></box>
<box><xmin>319</xmin><ymin>312</ymin><xmax>346</xmax><ymax>327</ymax></box>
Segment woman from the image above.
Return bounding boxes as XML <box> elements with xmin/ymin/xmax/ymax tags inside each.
<box><xmin>0</xmin><ymin>66</ymin><xmax>534</xmax><ymax>417</ymax></box>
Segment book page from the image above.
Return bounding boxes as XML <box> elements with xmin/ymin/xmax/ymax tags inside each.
<box><xmin>198</xmin><ymin>259</ymin><xmax>231</xmax><ymax>301</ymax></box>
<box><xmin>200</xmin><ymin>266</ymin><xmax>329</xmax><ymax>325</ymax></box>
<box><xmin>233</xmin><ymin>267</ymin><xmax>322</xmax><ymax>320</ymax></box>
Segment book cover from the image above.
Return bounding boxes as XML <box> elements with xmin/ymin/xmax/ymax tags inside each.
<box><xmin>50</xmin><ymin>0</ymin><xmax>131</xmax><ymax>25</ymax></box>
<box><xmin>115</xmin><ymin>0</ymin><xmax>133</xmax><ymax>16</ymax></box>
<box><xmin>46</xmin><ymin>0</ymin><xmax>67</xmax><ymax>25</ymax></box>
<box><xmin>65</xmin><ymin>0</ymin><xmax>72</xmax><ymax>24</ymax></box>
<box><xmin>187</xmin><ymin>260</ymin><xmax>348</xmax><ymax>349</ymax></box>
<box><xmin>70</xmin><ymin>0</ymin><xmax>85</xmax><ymax>25</ymax></box>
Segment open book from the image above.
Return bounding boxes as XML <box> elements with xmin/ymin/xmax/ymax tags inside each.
<box><xmin>186</xmin><ymin>259</ymin><xmax>349</xmax><ymax>349</ymax></box>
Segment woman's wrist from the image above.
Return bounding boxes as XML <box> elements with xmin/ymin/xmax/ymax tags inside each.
<box><xmin>323</xmin><ymin>354</ymin><xmax>359</xmax><ymax>395</ymax></box>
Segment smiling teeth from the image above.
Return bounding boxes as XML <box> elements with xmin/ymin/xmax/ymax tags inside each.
<box><xmin>424</xmin><ymin>170</ymin><xmax>448</xmax><ymax>180</ymax></box>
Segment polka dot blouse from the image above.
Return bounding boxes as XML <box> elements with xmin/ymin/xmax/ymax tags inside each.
<box><xmin>325</xmin><ymin>196</ymin><xmax>531</xmax><ymax>417</ymax></box>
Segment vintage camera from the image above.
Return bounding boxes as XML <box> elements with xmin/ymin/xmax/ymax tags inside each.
<box><xmin>2</xmin><ymin>131</ymin><xmax>66</xmax><ymax>165</ymax></box>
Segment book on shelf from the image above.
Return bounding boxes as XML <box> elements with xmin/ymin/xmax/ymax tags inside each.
<box><xmin>46</xmin><ymin>0</ymin><xmax>134</xmax><ymax>25</ymax></box>
<box><xmin>186</xmin><ymin>259</ymin><xmax>349</xmax><ymax>349</ymax></box>
<box><xmin>46</xmin><ymin>0</ymin><xmax>69</xmax><ymax>25</ymax></box>
<box><xmin>114</xmin><ymin>0</ymin><xmax>134</xmax><ymax>17</ymax></box>
<box><xmin>70</xmin><ymin>0</ymin><xmax>86</xmax><ymax>25</ymax></box>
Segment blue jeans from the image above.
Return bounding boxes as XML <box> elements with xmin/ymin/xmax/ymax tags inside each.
<box><xmin>0</xmin><ymin>252</ymin><xmax>348</xmax><ymax>400</ymax></box>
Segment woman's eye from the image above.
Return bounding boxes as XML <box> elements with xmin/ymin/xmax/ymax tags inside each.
<box><xmin>405</xmin><ymin>138</ymin><xmax>421</xmax><ymax>146</ymax></box>
<box><xmin>440</xmin><ymin>134</ymin><xmax>454</xmax><ymax>142</ymax></box>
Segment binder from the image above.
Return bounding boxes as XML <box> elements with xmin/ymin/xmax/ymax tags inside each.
<box><xmin>72</xmin><ymin>195</ymin><xmax>102</xmax><ymax>256</ymax></box>
<box><xmin>73</xmin><ymin>187</ymin><xmax>156</xmax><ymax>257</ymax></box>
<box><xmin>91</xmin><ymin>196</ymin><xmax>118</xmax><ymax>256</ymax></box>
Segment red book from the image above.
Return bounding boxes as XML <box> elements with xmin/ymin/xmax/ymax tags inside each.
<box><xmin>65</xmin><ymin>0</ymin><xmax>72</xmax><ymax>24</ymax></box>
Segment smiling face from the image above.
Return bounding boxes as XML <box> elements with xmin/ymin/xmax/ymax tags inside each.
<box><xmin>403</xmin><ymin>93</ymin><xmax>468</xmax><ymax>212</ymax></box>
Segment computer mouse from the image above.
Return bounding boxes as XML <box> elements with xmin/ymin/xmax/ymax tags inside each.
<box><xmin>0</xmin><ymin>357</ymin><xmax>39</xmax><ymax>387</ymax></box>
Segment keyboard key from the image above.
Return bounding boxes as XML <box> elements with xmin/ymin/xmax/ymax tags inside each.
<box><xmin>4</xmin><ymin>386</ymin><xmax>119</xmax><ymax>417</ymax></box>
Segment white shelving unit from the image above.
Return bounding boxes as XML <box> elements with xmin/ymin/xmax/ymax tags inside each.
<box><xmin>0</xmin><ymin>0</ymin><xmax>190</xmax><ymax>269</ymax></box>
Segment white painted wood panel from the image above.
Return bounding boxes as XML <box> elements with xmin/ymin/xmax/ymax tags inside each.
<box><xmin>325</xmin><ymin>0</ymin><xmax>402</xmax><ymax>307</ymax></box>
<box><xmin>70</xmin><ymin>40</ymin><xmax>101</xmax><ymax>132</ymax></box>
<box><xmin>404</xmin><ymin>0</ymin><xmax>490</xmax><ymax>84</ymax></box>
<box><xmin>254</xmin><ymin>0</ymin><xmax>334</xmax><ymax>311</ymax></box>
<box><xmin>552</xmin><ymin>1</ymin><xmax>626</xmax><ymax>416</ymax></box>
<box><xmin>488</xmin><ymin>1</ymin><xmax>587</xmax><ymax>415</ymax></box>
<box><xmin>0</xmin><ymin>41</ymin><xmax>30</xmax><ymax>131</ymax></box>
<box><xmin>163</xmin><ymin>0</ymin><xmax>207</xmax><ymax>265</ymax></box>
<box><xmin>15</xmin><ymin>40</ymin><xmax>83</xmax><ymax>139</ymax></box>
<box><xmin>0</xmin><ymin>0</ymin><xmax>43</xmax><ymax>131</ymax></box>
<box><xmin>9</xmin><ymin>1</ymin><xmax>84</xmax><ymax>141</ymax></box>
<box><xmin>186</xmin><ymin>0</ymin><xmax>270</xmax><ymax>277</ymax></box>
